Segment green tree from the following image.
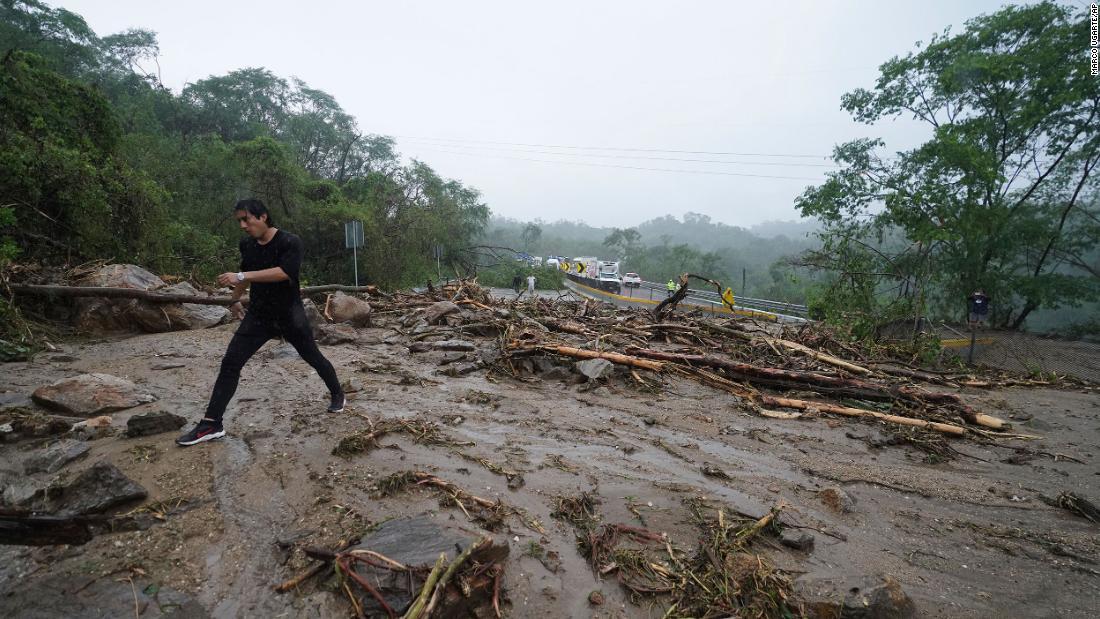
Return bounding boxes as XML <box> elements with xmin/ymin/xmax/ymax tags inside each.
<box><xmin>521</xmin><ymin>222</ymin><xmax>542</xmax><ymax>252</ymax></box>
<box><xmin>796</xmin><ymin>2</ymin><xmax>1100</xmax><ymax>329</ymax></box>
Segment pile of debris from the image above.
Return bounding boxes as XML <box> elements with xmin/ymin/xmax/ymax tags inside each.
<box><xmin>358</xmin><ymin>278</ymin><xmax>1027</xmax><ymax>452</ymax></box>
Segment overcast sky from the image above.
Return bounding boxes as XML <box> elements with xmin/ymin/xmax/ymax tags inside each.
<box><xmin>61</xmin><ymin>0</ymin><xmax>1025</xmax><ymax>228</ymax></box>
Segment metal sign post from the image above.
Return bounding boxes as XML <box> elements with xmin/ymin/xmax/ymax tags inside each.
<box><xmin>344</xmin><ymin>220</ymin><xmax>365</xmax><ymax>287</ymax></box>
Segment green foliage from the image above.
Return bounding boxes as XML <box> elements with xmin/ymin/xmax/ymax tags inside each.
<box><xmin>797</xmin><ymin>2</ymin><xmax>1100</xmax><ymax>330</ymax></box>
<box><xmin>0</xmin><ymin>1</ymin><xmax>491</xmax><ymax>293</ymax></box>
<box><xmin>475</xmin><ymin>264</ymin><xmax>563</xmax><ymax>290</ymax></box>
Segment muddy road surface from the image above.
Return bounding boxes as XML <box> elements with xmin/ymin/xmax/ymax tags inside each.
<box><xmin>2</xmin><ymin>312</ymin><xmax>1099</xmax><ymax>618</ymax></box>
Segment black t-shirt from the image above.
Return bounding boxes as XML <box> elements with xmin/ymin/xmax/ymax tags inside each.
<box><xmin>240</xmin><ymin>230</ymin><xmax>303</xmax><ymax>319</ymax></box>
<box><xmin>968</xmin><ymin>294</ymin><xmax>989</xmax><ymax>315</ymax></box>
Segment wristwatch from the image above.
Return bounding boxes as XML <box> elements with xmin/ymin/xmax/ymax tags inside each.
<box><xmin>236</xmin><ymin>272</ymin><xmax>245</xmax><ymax>282</ymax></box>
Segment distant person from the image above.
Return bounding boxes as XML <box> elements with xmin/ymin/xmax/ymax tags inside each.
<box><xmin>176</xmin><ymin>199</ymin><xmax>345</xmax><ymax>446</ymax></box>
<box><xmin>666</xmin><ymin>279</ymin><xmax>677</xmax><ymax>297</ymax></box>
<box><xmin>527</xmin><ymin>274</ymin><xmax>536</xmax><ymax>295</ymax></box>
<box><xmin>511</xmin><ymin>274</ymin><xmax>522</xmax><ymax>294</ymax></box>
<box><xmin>968</xmin><ymin>290</ymin><xmax>990</xmax><ymax>329</ymax></box>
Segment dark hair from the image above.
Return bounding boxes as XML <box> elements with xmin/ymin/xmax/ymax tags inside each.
<box><xmin>234</xmin><ymin>198</ymin><xmax>273</xmax><ymax>226</ymax></box>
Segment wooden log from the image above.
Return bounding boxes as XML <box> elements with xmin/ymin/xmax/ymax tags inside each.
<box><xmin>758</xmin><ymin>395</ymin><xmax>966</xmax><ymax>436</ymax></box>
<box><xmin>9</xmin><ymin>283</ymin><xmax>382</xmax><ymax>306</ymax></box>
<box><xmin>402</xmin><ymin>552</ymin><xmax>447</xmax><ymax>619</ymax></box>
<box><xmin>422</xmin><ymin>537</ymin><xmax>492</xmax><ymax>617</ymax></box>
<box><xmin>8</xmin><ymin>284</ymin><xmax>239</xmax><ymax>305</ymax></box>
<box><xmin>628</xmin><ymin>348</ymin><xmax>1006</xmax><ymax>429</ymax></box>
<box><xmin>533</xmin><ymin>345</ymin><xmax>664</xmax><ymax>372</ymax></box>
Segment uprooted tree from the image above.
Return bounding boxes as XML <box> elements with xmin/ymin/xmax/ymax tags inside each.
<box><xmin>795</xmin><ymin>2</ymin><xmax>1100</xmax><ymax>333</ymax></box>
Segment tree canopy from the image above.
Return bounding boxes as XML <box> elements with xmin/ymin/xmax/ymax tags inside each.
<box><xmin>796</xmin><ymin>2</ymin><xmax>1099</xmax><ymax>331</ymax></box>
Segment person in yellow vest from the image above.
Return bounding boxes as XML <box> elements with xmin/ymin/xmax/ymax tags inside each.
<box><xmin>666</xmin><ymin>279</ymin><xmax>677</xmax><ymax>297</ymax></box>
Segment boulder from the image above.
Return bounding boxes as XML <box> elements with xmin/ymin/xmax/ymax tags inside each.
<box><xmin>30</xmin><ymin>462</ymin><xmax>147</xmax><ymax>516</ymax></box>
<box><xmin>132</xmin><ymin>282</ymin><xmax>228</xmax><ymax>331</ymax></box>
<box><xmin>327</xmin><ymin>292</ymin><xmax>372</xmax><ymax>327</ymax></box>
<box><xmin>302</xmin><ymin>298</ymin><xmax>325</xmax><ymax>337</ymax></box>
<box><xmin>842</xmin><ymin>577</ymin><xmax>916</xmax><ymax>619</ymax></box>
<box><xmin>438</xmin><ymin>351</ymin><xmax>467</xmax><ymax>365</ymax></box>
<box><xmin>69</xmin><ymin>415</ymin><xmax>116</xmax><ymax>440</ymax></box>
<box><xmin>432</xmin><ymin>339</ymin><xmax>477</xmax><ymax>352</ymax></box>
<box><xmin>32</xmin><ymin>373</ymin><xmax>156</xmax><ymax>416</ymax></box>
<box><xmin>819</xmin><ymin>487</ymin><xmax>856</xmax><ymax>514</ymax></box>
<box><xmin>316</xmin><ymin>324</ymin><xmax>358</xmax><ymax>346</ymax></box>
<box><xmin>74</xmin><ymin>264</ymin><xmax>227</xmax><ymax>333</ymax></box>
<box><xmin>779</xmin><ymin>530</ymin><xmax>815</xmax><ymax>552</ymax></box>
<box><xmin>0</xmin><ymin>573</ymin><xmax>207</xmax><ymax>619</ymax></box>
<box><xmin>125</xmin><ymin>410</ymin><xmax>187</xmax><ymax>437</ymax></box>
<box><xmin>424</xmin><ymin>301</ymin><xmax>460</xmax><ymax>325</ymax></box>
<box><xmin>575</xmin><ymin>358</ymin><xmax>613</xmax><ymax>380</ymax></box>
<box><xmin>23</xmin><ymin>439</ymin><xmax>90</xmax><ymax>474</ymax></box>
<box><xmin>347</xmin><ymin>515</ymin><xmax>508</xmax><ymax>617</ymax></box>
<box><xmin>440</xmin><ymin>362</ymin><xmax>481</xmax><ymax>377</ymax></box>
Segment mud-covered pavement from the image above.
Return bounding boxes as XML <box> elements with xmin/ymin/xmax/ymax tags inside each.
<box><xmin>2</xmin><ymin>301</ymin><xmax>1100</xmax><ymax>618</ymax></box>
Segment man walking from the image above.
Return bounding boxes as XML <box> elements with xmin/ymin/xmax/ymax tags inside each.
<box><xmin>177</xmin><ymin>199</ymin><xmax>345</xmax><ymax>446</ymax></box>
<box><xmin>526</xmin><ymin>273</ymin><xmax>536</xmax><ymax>295</ymax></box>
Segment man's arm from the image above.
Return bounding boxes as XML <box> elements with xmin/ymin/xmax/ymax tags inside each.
<box><xmin>216</xmin><ymin>267</ymin><xmax>288</xmax><ymax>287</ymax></box>
<box><xmin>242</xmin><ymin>267</ymin><xmax>290</xmax><ymax>283</ymax></box>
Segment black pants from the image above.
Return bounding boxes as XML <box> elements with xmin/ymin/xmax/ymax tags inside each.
<box><xmin>204</xmin><ymin>302</ymin><xmax>342</xmax><ymax>423</ymax></box>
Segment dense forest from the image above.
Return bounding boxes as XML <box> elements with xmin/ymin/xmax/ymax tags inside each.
<box><xmin>2</xmin><ymin>0</ymin><xmax>1098</xmax><ymax>347</ymax></box>
<box><xmin>0</xmin><ymin>0</ymin><xmax>488</xmax><ymax>296</ymax></box>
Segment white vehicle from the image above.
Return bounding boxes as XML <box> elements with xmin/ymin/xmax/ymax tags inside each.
<box><xmin>597</xmin><ymin>260</ymin><xmax>622</xmax><ymax>293</ymax></box>
<box><xmin>622</xmin><ymin>272</ymin><xmax>642</xmax><ymax>288</ymax></box>
<box><xmin>545</xmin><ymin>258</ymin><xmax>560</xmax><ymax>269</ymax></box>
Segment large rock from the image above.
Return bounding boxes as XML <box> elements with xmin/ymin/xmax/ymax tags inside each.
<box><xmin>302</xmin><ymin>298</ymin><xmax>325</xmax><ymax>337</ymax></box>
<box><xmin>433</xmin><ymin>339</ymin><xmax>476</xmax><ymax>352</ymax></box>
<box><xmin>23</xmin><ymin>439</ymin><xmax>90</xmax><ymax>474</ymax></box>
<box><xmin>347</xmin><ymin>515</ymin><xmax>508</xmax><ymax>616</ymax></box>
<box><xmin>575</xmin><ymin>358</ymin><xmax>613</xmax><ymax>380</ymax></box>
<box><xmin>819</xmin><ymin>487</ymin><xmax>856</xmax><ymax>514</ymax></box>
<box><xmin>424</xmin><ymin>301</ymin><xmax>460</xmax><ymax>325</ymax></box>
<box><xmin>0</xmin><ymin>573</ymin><xmax>207</xmax><ymax>619</ymax></box>
<box><xmin>126</xmin><ymin>410</ymin><xmax>187</xmax><ymax>437</ymax></box>
<box><xmin>32</xmin><ymin>373</ymin><xmax>156</xmax><ymax>416</ymax></box>
<box><xmin>74</xmin><ymin>264</ymin><xmax>227</xmax><ymax>333</ymax></box>
<box><xmin>131</xmin><ymin>281</ymin><xmax>229</xmax><ymax>332</ymax></box>
<box><xmin>327</xmin><ymin>292</ymin><xmax>372</xmax><ymax>327</ymax></box>
<box><xmin>842</xmin><ymin>577</ymin><xmax>916</xmax><ymax>618</ymax></box>
<box><xmin>30</xmin><ymin>462</ymin><xmax>147</xmax><ymax>516</ymax></box>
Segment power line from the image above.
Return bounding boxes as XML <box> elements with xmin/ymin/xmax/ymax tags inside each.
<box><xmin>413</xmin><ymin>147</ymin><xmax>826</xmax><ymax>181</ymax></box>
<box><xmin>399</xmin><ymin>139</ymin><xmax>842</xmax><ymax>168</ymax></box>
<box><xmin>388</xmin><ymin>134</ymin><xmax>831</xmax><ymax>159</ymax></box>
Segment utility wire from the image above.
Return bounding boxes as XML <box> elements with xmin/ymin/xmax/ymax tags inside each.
<box><xmin>399</xmin><ymin>139</ymin><xmax>842</xmax><ymax>168</ymax></box>
<box><xmin>388</xmin><ymin>134</ymin><xmax>830</xmax><ymax>159</ymax></box>
<box><xmin>413</xmin><ymin>147</ymin><xmax>826</xmax><ymax>181</ymax></box>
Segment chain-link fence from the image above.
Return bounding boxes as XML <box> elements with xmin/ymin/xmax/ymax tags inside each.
<box><xmin>938</xmin><ymin>329</ymin><xmax>1100</xmax><ymax>382</ymax></box>
<box><xmin>876</xmin><ymin>319</ymin><xmax>1100</xmax><ymax>382</ymax></box>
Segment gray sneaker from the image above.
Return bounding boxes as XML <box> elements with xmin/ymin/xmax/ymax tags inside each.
<box><xmin>327</xmin><ymin>393</ymin><xmax>346</xmax><ymax>413</ymax></box>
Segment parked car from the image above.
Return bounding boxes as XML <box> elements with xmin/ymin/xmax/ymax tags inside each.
<box><xmin>622</xmin><ymin>272</ymin><xmax>642</xmax><ymax>288</ymax></box>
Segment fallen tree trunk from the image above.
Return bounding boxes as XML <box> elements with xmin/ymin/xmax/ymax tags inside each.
<box><xmin>698</xmin><ymin>322</ymin><xmax>871</xmax><ymax>375</ymax></box>
<box><xmin>627</xmin><ymin>348</ymin><xmax>1005</xmax><ymax>429</ymax></box>
<box><xmin>520</xmin><ymin>344</ymin><xmax>665</xmax><ymax>372</ymax></box>
<box><xmin>758</xmin><ymin>395</ymin><xmax>966</xmax><ymax>436</ymax></box>
<box><xmin>8</xmin><ymin>283</ymin><xmax>380</xmax><ymax>306</ymax></box>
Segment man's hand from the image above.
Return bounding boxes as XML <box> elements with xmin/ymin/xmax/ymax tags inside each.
<box><xmin>229</xmin><ymin>301</ymin><xmax>245</xmax><ymax>320</ymax></box>
<box><xmin>217</xmin><ymin>272</ymin><xmax>242</xmax><ymax>287</ymax></box>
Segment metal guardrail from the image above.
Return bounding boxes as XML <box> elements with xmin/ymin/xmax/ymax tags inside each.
<box><xmin>634</xmin><ymin>281</ymin><xmax>809</xmax><ymax>317</ymax></box>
